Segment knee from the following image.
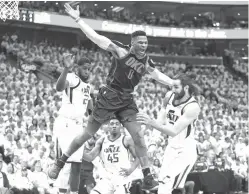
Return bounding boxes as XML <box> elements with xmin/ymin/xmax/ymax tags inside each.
<box><xmin>185</xmin><ymin>181</ymin><xmax>195</xmax><ymax>188</ymax></box>
<box><xmin>131</xmin><ymin>130</ymin><xmax>146</xmax><ymax>148</ymax></box>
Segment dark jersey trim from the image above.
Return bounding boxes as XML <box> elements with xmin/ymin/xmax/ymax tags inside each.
<box><xmin>172</xmin><ymin>95</ymin><xmax>193</xmax><ymax>107</ymax></box>
<box><xmin>69</xmin><ymin>79</ymin><xmax>81</xmax><ymax>103</ymax></box>
<box><xmin>164</xmin><ymin>92</ymin><xmax>174</xmax><ymax>109</ymax></box>
<box><xmin>186</xmin><ymin>125</ymin><xmax>191</xmax><ymax>138</ymax></box>
<box><xmin>122</xmin><ymin>135</ymin><xmax>129</xmax><ymax>150</ymax></box>
<box><xmin>180</xmin><ymin>101</ymin><xmax>198</xmax><ymax>115</ymax></box>
<box><xmin>99</xmin><ymin>137</ymin><xmax>105</xmax><ymax>153</ymax></box>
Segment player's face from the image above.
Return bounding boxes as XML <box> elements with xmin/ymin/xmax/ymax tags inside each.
<box><xmin>77</xmin><ymin>63</ymin><xmax>91</xmax><ymax>81</ymax></box>
<box><xmin>132</xmin><ymin>36</ymin><xmax>148</xmax><ymax>57</ymax></box>
<box><xmin>109</xmin><ymin>119</ymin><xmax>121</xmax><ymax>135</ymax></box>
<box><xmin>172</xmin><ymin>79</ymin><xmax>186</xmax><ymax>100</ymax></box>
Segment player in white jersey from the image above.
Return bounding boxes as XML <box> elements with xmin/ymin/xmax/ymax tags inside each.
<box><xmin>83</xmin><ymin>118</ymin><xmax>140</xmax><ymax>194</ymax></box>
<box><xmin>137</xmin><ymin>74</ymin><xmax>200</xmax><ymax>194</ymax></box>
<box><xmin>52</xmin><ymin>54</ymin><xmax>93</xmax><ymax>194</ymax></box>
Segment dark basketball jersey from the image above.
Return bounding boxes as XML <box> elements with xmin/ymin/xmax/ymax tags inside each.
<box><xmin>106</xmin><ymin>47</ymin><xmax>155</xmax><ymax>93</ymax></box>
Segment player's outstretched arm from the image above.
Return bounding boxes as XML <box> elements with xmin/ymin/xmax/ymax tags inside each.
<box><xmin>64</xmin><ymin>3</ymin><xmax>126</xmax><ymax>58</ymax></box>
<box><xmin>82</xmin><ymin>137</ymin><xmax>104</xmax><ymax>162</ymax></box>
<box><xmin>119</xmin><ymin>136</ymin><xmax>140</xmax><ymax>177</ymax></box>
<box><xmin>56</xmin><ymin>53</ymin><xmax>75</xmax><ymax>91</ymax></box>
<box><xmin>137</xmin><ymin>103</ymin><xmax>200</xmax><ymax>137</ymax></box>
<box><xmin>145</xmin><ymin>58</ymin><xmax>173</xmax><ymax>86</ymax></box>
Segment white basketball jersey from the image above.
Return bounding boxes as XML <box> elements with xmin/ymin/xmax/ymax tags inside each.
<box><xmin>100</xmin><ymin>135</ymin><xmax>131</xmax><ymax>175</ymax></box>
<box><xmin>58</xmin><ymin>73</ymin><xmax>91</xmax><ymax>120</ymax></box>
<box><xmin>165</xmin><ymin>92</ymin><xmax>198</xmax><ymax>147</ymax></box>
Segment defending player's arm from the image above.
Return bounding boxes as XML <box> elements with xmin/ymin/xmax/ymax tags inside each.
<box><xmin>127</xmin><ymin>137</ymin><xmax>140</xmax><ymax>172</ymax></box>
<box><xmin>83</xmin><ymin>137</ymin><xmax>104</xmax><ymax>162</ymax></box>
<box><xmin>145</xmin><ymin>58</ymin><xmax>174</xmax><ymax>86</ymax></box>
<box><xmin>64</xmin><ymin>3</ymin><xmax>127</xmax><ymax>59</ymax></box>
<box><xmin>137</xmin><ymin>103</ymin><xmax>200</xmax><ymax>137</ymax></box>
<box><xmin>120</xmin><ymin>136</ymin><xmax>140</xmax><ymax>177</ymax></box>
<box><xmin>56</xmin><ymin>53</ymin><xmax>75</xmax><ymax>91</ymax></box>
<box><xmin>157</xmin><ymin>92</ymin><xmax>173</xmax><ymax>124</ymax></box>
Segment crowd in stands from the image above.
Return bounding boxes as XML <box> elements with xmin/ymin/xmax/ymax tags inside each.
<box><xmin>0</xmin><ymin>32</ymin><xmax>248</xmax><ymax>194</ymax></box>
<box><xmin>233</xmin><ymin>59</ymin><xmax>248</xmax><ymax>77</ymax></box>
<box><xmin>18</xmin><ymin>1</ymin><xmax>248</xmax><ymax>29</ymax></box>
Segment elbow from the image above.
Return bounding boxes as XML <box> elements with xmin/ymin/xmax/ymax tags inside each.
<box><xmin>168</xmin><ymin>130</ymin><xmax>178</xmax><ymax>137</ymax></box>
<box><xmin>170</xmin><ymin>132</ymin><xmax>178</xmax><ymax>137</ymax></box>
<box><xmin>56</xmin><ymin>84</ymin><xmax>65</xmax><ymax>92</ymax></box>
<box><xmin>56</xmin><ymin>86</ymin><xmax>63</xmax><ymax>92</ymax></box>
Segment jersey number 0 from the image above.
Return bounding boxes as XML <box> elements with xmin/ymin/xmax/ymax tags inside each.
<box><xmin>127</xmin><ymin>69</ymin><xmax>134</xmax><ymax>79</ymax></box>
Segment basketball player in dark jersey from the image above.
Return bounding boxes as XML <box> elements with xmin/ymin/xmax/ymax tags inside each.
<box><xmin>48</xmin><ymin>4</ymin><xmax>173</xmax><ymax>190</ymax></box>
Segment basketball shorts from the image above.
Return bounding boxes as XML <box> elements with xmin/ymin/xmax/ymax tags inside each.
<box><xmin>157</xmin><ymin>140</ymin><xmax>197</xmax><ymax>194</ymax></box>
<box><xmin>53</xmin><ymin>116</ymin><xmax>85</xmax><ymax>163</ymax></box>
<box><xmin>92</xmin><ymin>86</ymin><xmax>138</xmax><ymax>124</ymax></box>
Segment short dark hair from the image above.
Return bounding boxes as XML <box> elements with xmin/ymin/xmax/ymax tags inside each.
<box><xmin>78</xmin><ymin>57</ymin><xmax>91</xmax><ymax>66</ymax></box>
<box><xmin>131</xmin><ymin>30</ymin><xmax>147</xmax><ymax>38</ymax></box>
<box><xmin>173</xmin><ymin>73</ymin><xmax>199</xmax><ymax>96</ymax></box>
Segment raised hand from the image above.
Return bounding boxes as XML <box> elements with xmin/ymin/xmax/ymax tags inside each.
<box><xmin>136</xmin><ymin>113</ymin><xmax>152</xmax><ymax>125</ymax></box>
<box><xmin>64</xmin><ymin>3</ymin><xmax>80</xmax><ymax>20</ymax></box>
<box><xmin>63</xmin><ymin>53</ymin><xmax>75</xmax><ymax>69</ymax></box>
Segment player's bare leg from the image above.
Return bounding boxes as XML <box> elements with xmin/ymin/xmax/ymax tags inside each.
<box><xmin>48</xmin><ymin>118</ymin><xmax>101</xmax><ymax>179</ymax></box>
<box><xmin>123</xmin><ymin>118</ymin><xmax>158</xmax><ymax>190</ymax></box>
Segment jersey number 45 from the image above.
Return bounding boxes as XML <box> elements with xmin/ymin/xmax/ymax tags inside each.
<box><xmin>107</xmin><ymin>153</ymin><xmax>119</xmax><ymax>163</ymax></box>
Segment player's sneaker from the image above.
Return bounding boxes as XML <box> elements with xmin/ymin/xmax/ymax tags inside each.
<box><xmin>141</xmin><ymin>174</ymin><xmax>159</xmax><ymax>191</ymax></box>
<box><xmin>48</xmin><ymin>159</ymin><xmax>64</xmax><ymax>180</ymax></box>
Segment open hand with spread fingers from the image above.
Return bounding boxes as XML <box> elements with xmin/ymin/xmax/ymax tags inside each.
<box><xmin>62</xmin><ymin>53</ymin><xmax>75</xmax><ymax>69</ymax></box>
<box><xmin>119</xmin><ymin>167</ymin><xmax>133</xmax><ymax>177</ymax></box>
<box><xmin>64</xmin><ymin>3</ymin><xmax>80</xmax><ymax>20</ymax></box>
<box><xmin>136</xmin><ymin>113</ymin><xmax>153</xmax><ymax>126</ymax></box>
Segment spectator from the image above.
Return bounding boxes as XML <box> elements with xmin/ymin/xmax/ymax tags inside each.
<box><xmin>6</xmin><ymin>163</ymin><xmax>16</xmax><ymax>187</ymax></box>
<box><xmin>30</xmin><ymin>160</ymin><xmax>50</xmax><ymax>194</ymax></box>
<box><xmin>13</xmin><ymin>167</ymin><xmax>33</xmax><ymax>190</ymax></box>
<box><xmin>0</xmin><ymin>154</ymin><xmax>10</xmax><ymax>188</ymax></box>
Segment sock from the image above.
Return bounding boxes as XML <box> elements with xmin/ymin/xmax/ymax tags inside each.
<box><xmin>61</xmin><ymin>154</ymin><xmax>69</xmax><ymax>163</ymax></box>
<box><xmin>142</xmin><ymin>168</ymin><xmax>151</xmax><ymax>177</ymax></box>
<box><xmin>59</xmin><ymin>188</ymin><xmax>67</xmax><ymax>193</ymax></box>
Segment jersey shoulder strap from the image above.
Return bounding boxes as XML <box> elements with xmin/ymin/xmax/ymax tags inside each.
<box><xmin>122</xmin><ymin>135</ymin><xmax>129</xmax><ymax>149</ymax></box>
<box><xmin>99</xmin><ymin>137</ymin><xmax>105</xmax><ymax>152</ymax></box>
<box><xmin>112</xmin><ymin>40</ymin><xmax>130</xmax><ymax>50</ymax></box>
<box><xmin>163</xmin><ymin>91</ymin><xmax>174</xmax><ymax>107</ymax></box>
<box><xmin>181</xmin><ymin>97</ymin><xmax>199</xmax><ymax>115</ymax></box>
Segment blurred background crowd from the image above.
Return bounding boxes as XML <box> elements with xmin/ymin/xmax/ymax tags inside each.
<box><xmin>0</xmin><ymin>1</ymin><xmax>248</xmax><ymax>194</ymax></box>
<box><xmin>19</xmin><ymin>1</ymin><xmax>248</xmax><ymax>29</ymax></box>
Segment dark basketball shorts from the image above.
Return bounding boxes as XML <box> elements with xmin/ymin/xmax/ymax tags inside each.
<box><xmin>92</xmin><ymin>86</ymin><xmax>139</xmax><ymax>124</ymax></box>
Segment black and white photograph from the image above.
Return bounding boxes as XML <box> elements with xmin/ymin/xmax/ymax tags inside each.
<box><xmin>0</xmin><ymin>1</ymin><xmax>248</xmax><ymax>194</ymax></box>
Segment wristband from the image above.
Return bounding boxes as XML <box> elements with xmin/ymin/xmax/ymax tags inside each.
<box><xmin>75</xmin><ymin>17</ymin><xmax>80</xmax><ymax>22</ymax></box>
